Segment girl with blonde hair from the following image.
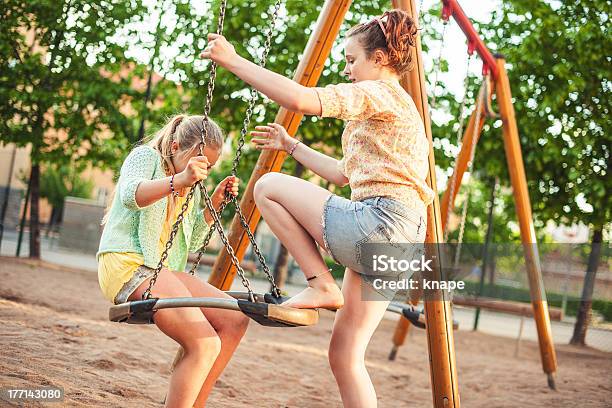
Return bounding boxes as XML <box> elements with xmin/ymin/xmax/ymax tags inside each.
<box><xmin>97</xmin><ymin>114</ymin><xmax>246</xmax><ymax>408</ymax></box>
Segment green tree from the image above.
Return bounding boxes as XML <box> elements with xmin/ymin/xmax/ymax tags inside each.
<box><xmin>38</xmin><ymin>163</ymin><xmax>94</xmax><ymax>234</ymax></box>
<box><xmin>482</xmin><ymin>0</ymin><xmax>610</xmax><ymax>231</ymax></box>
<box><xmin>0</xmin><ymin>0</ymin><xmax>147</xmax><ymax>257</ymax></box>
<box><xmin>422</xmin><ymin>5</ymin><xmax>520</xmax><ymax>245</ymax></box>
<box><xmin>478</xmin><ymin>0</ymin><xmax>611</xmax><ymax>344</ymax></box>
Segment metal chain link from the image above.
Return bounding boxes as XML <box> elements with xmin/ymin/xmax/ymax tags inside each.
<box><xmin>189</xmin><ymin>0</ymin><xmax>283</xmax><ymax>298</ymax></box>
<box><xmin>230</xmin><ymin>194</ymin><xmax>281</xmax><ymax>296</ymax></box>
<box><xmin>443</xmin><ymin>54</ymin><xmax>473</xmax><ymax>242</ymax></box>
<box><xmin>231</xmin><ymin>0</ymin><xmax>282</xmax><ymax>177</ymax></box>
<box><xmin>142</xmin><ymin>0</ymin><xmax>228</xmax><ymax>301</ymax></box>
<box><xmin>429</xmin><ymin>20</ymin><xmax>448</xmax><ymax>112</ymax></box>
<box><xmin>199</xmin><ymin>180</ymin><xmax>257</xmax><ymax>301</ymax></box>
<box><xmin>453</xmin><ymin>77</ymin><xmax>486</xmax><ymax>268</ymax></box>
<box><xmin>202</xmin><ymin>0</ymin><xmax>228</xmax><ymax>121</ymax></box>
<box><xmin>188</xmin><ymin>198</ymin><xmax>230</xmax><ymax>275</ymax></box>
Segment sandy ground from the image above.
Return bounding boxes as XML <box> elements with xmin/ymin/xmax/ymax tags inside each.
<box><xmin>0</xmin><ymin>256</ymin><xmax>610</xmax><ymax>407</ymax></box>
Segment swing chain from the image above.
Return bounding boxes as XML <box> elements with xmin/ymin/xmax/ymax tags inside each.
<box><xmin>429</xmin><ymin>19</ymin><xmax>448</xmax><ymax>112</ymax></box>
<box><xmin>466</xmin><ymin>78</ymin><xmax>485</xmax><ymax>173</ymax></box>
<box><xmin>443</xmin><ymin>53</ymin><xmax>473</xmax><ymax>242</ymax></box>
<box><xmin>189</xmin><ymin>192</ymin><xmax>281</xmax><ymax>298</ymax></box>
<box><xmin>199</xmin><ymin>180</ymin><xmax>257</xmax><ymax>301</ymax></box>
<box><xmin>188</xmin><ymin>198</ymin><xmax>231</xmax><ymax>275</ymax></box>
<box><xmin>142</xmin><ymin>0</ymin><xmax>228</xmax><ymax>301</ymax></box>
<box><xmin>230</xmin><ymin>194</ymin><xmax>282</xmax><ymax>297</ymax></box>
<box><xmin>232</xmin><ymin>0</ymin><xmax>282</xmax><ymax>177</ymax></box>
<box><xmin>199</xmin><ymin>0</ymin><xmax>228</xmax><ymax>158</ymax></box>
<box><xmin>452</xmin><ymin>77</ymin><xmax>486</xmax><ymax>268</ymax></box>
<box><xmin>143</xmin><ymin>184</ymin><xmax>200</xmax><ymax>300</ymax></box>
<box><xmin>189</xmin><ymin>0</ymin><xmax>283</xmax><ymax>298</ymax></box>
<box><xmin>202</xmin><ymin>0</ymin><xmax>228</xmax><ymax>122</ymax></box>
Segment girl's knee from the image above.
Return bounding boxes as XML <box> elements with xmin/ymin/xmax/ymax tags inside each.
<box><xmin>254</xmin><ymin>172</ymin><xmax>283</xmax><ymax>202</ymax></box>
<box><xmin>220</xmin><ymin>312</ymin><xmax>249</xmax><ymax>340</ymax></box>
<box><xmin>328</xmin><ymin>333</ymin><xmax>365</xmax><ymax>371</ymax></box>
<box><xmin>254</xmin><ymin>175</ymin><xmax>271</xmax><ymax>203</ymax></box>
<box><xmin>328</xmin><ymin>336</ymin><xmax>348</xmax><ymax>369</ymax></box>
<box><xmin>328</xmin><ymin>344</ymin><xmax>352</xmax><ymax>373</ymax></box>
<box><xmin>185</xmin><ymin>335</ymin><xmax>222</xmax><ymax>361</ymax></box>
<box><xmin>234</xmin><ymin>313</ymin><xmax>250</xmax><ymax>335</ymax></box>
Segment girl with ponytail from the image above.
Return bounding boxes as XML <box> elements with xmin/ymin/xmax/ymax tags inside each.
<box><xmin>97</xmin><ymin>114</ymin><xmax>247</xmax><ymax>407</ymax></box>
<box><xmin>202</xmin><ymin>9</ymin><xmax>432</xmax><ymax>406</ymax></box>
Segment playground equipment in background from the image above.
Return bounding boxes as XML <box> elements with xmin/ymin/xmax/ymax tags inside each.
<box><xmin>452</xmin><ymin>296</ymin><xmax>563</xmax><ymax>358</ymax></box>
<box><xmin>388</xmin><ymin>0</ymin><xmax>559</xmax><ymax>393</ymax></box>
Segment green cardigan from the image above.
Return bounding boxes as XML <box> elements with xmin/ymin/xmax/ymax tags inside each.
<box><xmin>97</xmin><ymin>145</ymin><xmax>210</xmax><ymax>271</ymax></box>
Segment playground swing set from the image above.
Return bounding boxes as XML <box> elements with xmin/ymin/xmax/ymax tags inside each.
<box><xmin>109</xmin><ymin>0</ymin><xmax>559</xmax><ymax>406</ymax></box>
<box><xmin>386</xmin><ymin>0</ymin><xmax>560</xmax><ymax>398</ymax></box>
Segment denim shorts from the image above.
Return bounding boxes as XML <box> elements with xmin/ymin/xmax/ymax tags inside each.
<box><xmin>113</xmin><ymin>265</ymin><xmax>156</xmax><ymax>305</ymax></box>
<box><xmin>322</xmin><ymin>195</ymin><xmax>427</xmax><ymax>299</ymax></box>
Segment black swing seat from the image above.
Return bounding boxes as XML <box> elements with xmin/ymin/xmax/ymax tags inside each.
<box><xmin>387</xmin><ymin>302</ymin><xmax>427</xmax><ymax>329</ymax></box>
<box><xmin>386</xmin><ymin>302</ymin><xmax>460</xmax><ymax>330</ymax></box>
<box><xmin>109</xmin><ymin>291</ymin><xmax>319</xmax><ymax>328</ymax></box>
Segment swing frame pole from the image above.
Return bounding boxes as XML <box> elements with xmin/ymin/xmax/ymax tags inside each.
<box><xmin>441</xmin><ymin>0</ymin><xmax>498</xmax><ymax>78</ymax></box>
<box><xmin>494</xmin><ymin>56</ymin><xmax>558</xmax><ymax>389</ymax></box>
<box><xmin>208</xmin><ymin>0</ymin><xmax>353</xmax><ymax>290</ymax></box>
<box><xmin>388</xmin><ymin>3</ymin><xmax>559</xmax><ymax>389</ymax></box>
<box><xmin>393</xmin><ymin>0</ymin><xmax>461</xmax><ymax>406</ymax></box>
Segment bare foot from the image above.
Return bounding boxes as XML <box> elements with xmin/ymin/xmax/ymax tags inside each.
<box><xmin>281</xmin><ymin>285</ymin><xmax>344</xmax><ymax>310</ymax></box>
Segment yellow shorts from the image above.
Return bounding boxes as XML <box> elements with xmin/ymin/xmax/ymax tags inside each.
<box><xmin>97</xmin><ymin>252</ymin><xmax>144</xmax><ymax>304</ymax></box>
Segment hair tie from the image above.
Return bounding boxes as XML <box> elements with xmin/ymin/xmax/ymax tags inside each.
<box><xmin>373</xmin><ymin>16</ymin><xmax>387</xmax><ymax>38</ymax></box>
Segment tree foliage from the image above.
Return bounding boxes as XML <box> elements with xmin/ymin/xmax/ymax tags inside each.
<box><xmin>39</xmin><ymin>163</ymin><xmax>93</xmax><ymax>209</ymax></box>
<box><xmin>479</xmin><ymin>0</ymin><xmax>611</xmax><ymax>232</ymax></box>
<box><xmin>0</xmin><ymin>0</ymin><xmax>147</xmax><ymax>168</ymax></box>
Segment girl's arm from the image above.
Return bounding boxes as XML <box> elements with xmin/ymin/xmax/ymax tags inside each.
<box><xmin>201</xmin><ymin>34</ymin><xmax>322</xmax><ymax>115</ymax></box>
<box><xmin>251</xmin><ymin>124</ymin><xmax>349</xmax><ymax>187</ymax></box>
<box><xmin>134</xmin><ymin>156</ymin><xmax>209</xmax><ymax>208</ymax></box>
<box><xmin>290</xmin><ymin>140</ymin><xmax>349</xmax><ymax>187</ymax></box>
<box><xmin>134</xmin><ymin>176</ymin><xmax>176</xmax><ymax>208</ymax></box>
<box><xmin>202</xmin><ymin>176</ymin><xmax>240</xmax><ymax>225</ymax></box>
<box><xmin>136</xmin><ymin>165</ymin><xmax>239</xmax><ymax>225</ymax></box>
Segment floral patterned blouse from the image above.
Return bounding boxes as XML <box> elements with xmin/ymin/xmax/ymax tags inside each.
<box><xmin>313</xmin><ymin>79</ymin><xmax>434</xmax><ymax>217</ymax></box>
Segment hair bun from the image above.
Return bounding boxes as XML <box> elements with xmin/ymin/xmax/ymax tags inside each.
<box><xmin>346</xmin><ymin>8</ymin><xmax>419</xmax><ymax>76</ymax></box>
<box><xmin>382</xmin><ymin>9</ymin><xmax>418</xmax><ymax>74</ymax></box>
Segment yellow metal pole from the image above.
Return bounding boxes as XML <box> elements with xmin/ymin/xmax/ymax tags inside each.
<box><xmin>208</xmin><ymin>0</ymin><xmax>352</xmax><ymax>289</ymax></box>
<box><xmin>393</xmin><ymin>1</ymin><xmax>461</xmax><ymax>406</ymax></box>
<box><xmin>494</xmin><ymin>56</ymin><xmax>558</xmax><ymax>389</ymax></box>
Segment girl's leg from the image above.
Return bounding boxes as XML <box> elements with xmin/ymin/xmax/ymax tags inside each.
<box><xmin>253</xmin><ymin>172</ymin><xmax>342</xmax><ymax>309</ymax></box>
<box><xmin>128</xmin><ymin>270</ymin><xmax>221</xmax><ymax>408</ymax></box>
<box><xmin>328</xmin><ymin>268</ymin><xmax>390</xmax><ymax>408</ymax></box>
<box><xmin>173</xmin><ymin>272</ymin><xmax>249</xmax><ymax>408</ymax></box>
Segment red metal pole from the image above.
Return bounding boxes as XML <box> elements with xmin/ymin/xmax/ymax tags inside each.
<box><xmin>441</xmin><ymin>0</ymin><xmax>498</xmax><ymax>78</ymax></box>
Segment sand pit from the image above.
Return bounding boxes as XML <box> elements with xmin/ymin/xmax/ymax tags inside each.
<box><xmin>0</xmin><ymin>256</ymin><xmax>610</xmax><ymax>407</ymax></box>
